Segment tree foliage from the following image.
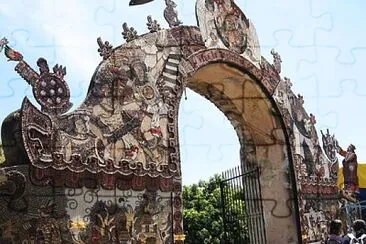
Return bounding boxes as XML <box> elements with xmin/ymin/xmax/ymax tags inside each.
<box><xmin>183</xmin><ymin>175</ymin><xmax>249</xmax><ymax>244</ymax></box>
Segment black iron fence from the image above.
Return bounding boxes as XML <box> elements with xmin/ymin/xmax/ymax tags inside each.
<box><xmin>220</xmin><ymin>166</ymin><xmax>266</xmax><ymax>244</ymax></box>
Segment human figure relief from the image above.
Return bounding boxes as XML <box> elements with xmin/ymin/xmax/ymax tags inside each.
<box><xmin>128</xmin><ymin>61</ymin><xmax>168</xmax><ymax>165</ymax></box>
<box><xmin>337</xmin><ymin>143</ymin><xmax>359</xmax><ymax>194</ymax></box>
<box><xmin>91</xmin><ymin>82</ymin><xmax>127</xmax><ymax>163</ymax></box>
<box><xmin>133</xmin><ymin>192</ymin><xmax>164</xmax><ymax>244</ymax></box>
<box><xmin>213</xmin><ymin>0</ymin><xmax>248</xmax><ymax>54</ymax></box>
<box><xmin>59</xmin><ymin>115</ymin><xmax>96</xmax><ymax>162</ymax></box>
<box><xmin>202</xmin><ymin>0</ymin><xmax>218</xmax><ymax>46</ymax></box>
<box><xmin>91</xmin><ymin>75</ymin><xmax>144</xmax><ymax>164</ymax></box>
<box><xmin>220</xmin><ymin>13</ymin><xmax>246</xmax><ymax>53</ymax></box>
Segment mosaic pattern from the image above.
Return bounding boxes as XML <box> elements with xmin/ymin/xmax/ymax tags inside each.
<box><xmin>0</xmin><ymin>166</ymin><xmax>172</xmax><ymax>243</ymax></box>
<box><xmin>196</xmin><ymin>0</ymin><xmax>261</xmax><ymax>66</ymax></box>
<box><xmin>273</xmin><ymin>75</ymin><xmax>361</xmax><ymax>242</ymax></box>
<box><xmin>0</xmin><ymin>0</ymin><xmax>354</xmax><ymax>243</ymax></box>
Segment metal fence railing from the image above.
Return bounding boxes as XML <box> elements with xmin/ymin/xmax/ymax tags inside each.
<box><xmin>220</xmin><ymin>166</ymin><xmax>266</xmax><ymax>244</ymax></box>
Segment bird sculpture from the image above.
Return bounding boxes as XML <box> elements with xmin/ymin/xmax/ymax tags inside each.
<box><xmin>4</xmin><ymin>46</ymin><xmax>23</xmax><ymax>61</ymax></box>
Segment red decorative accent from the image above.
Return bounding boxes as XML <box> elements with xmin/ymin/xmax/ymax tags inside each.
<box><xmin>35</xmin><ymin>168</ymin><xmax>44</xmax><ymax>180</ymax></box>
<box><xmin>4</xmin><ymin>46</ymin><xmax>23</xmax><ymax>61</ymax></box>
<box><xmin>160</xmin><ymin>178</ymin><xmax>173</xmax><ymax>192</ymax></box>
<box><xmin>150</xmin><ymin>128</ymin><xmax>162</xmax><ymax>137</ymax></box>
<box><xmin>173</xmin><ymin>181</ymin><xmax>181</xmax><ymax>193</ymax></box>
<box><xmin>130</xmin><ymin>176</ymin><xmax>144</xmax><ymax>191</ymax></box>
<box><xmin>174</xmin><ymin>225</ymin><xmax>183</xmax><ymax>235</ymax></box>
<box><xmin>29</xmin><ymin>167</ymin><xmax>173</xmax><ymax>192</ymax></box>
<box><xmin>173</xmin><ymin>211</ymin><xmax>182</xmax><ymax>222</ymax></box>
<box><xmin>300</xmin><ymin>183</ymin><xmax>339</xmax><ymax>196</ymax></box>
<box><xmin>110</xmin><ymin>66</ymin><xmax>119</xmax><ymax>73</ymax></box>
<box><xmin>71</xmin><ymin>172</ymin><xmax>79</xmax><ymax>183</ymax></box>
<box><xmin>310</xmin><ymin>113</ymin><xmax>316</xmax><ymax>124</ymax></box>
<box><xmin>125</xmin><ymin>146</ymin><xmax>139</xmax><ymax>159</ymax></box>
<box><xmin>173</xmin><ymin>196</ymin><xmax>182</xmax><ymax>208</ymax></box>
<box><xmin>146</xmin><ymin>177</ymin><xmax>160</xmax><ymax>191</ymax></box>
<box><xmin>102</xmin><ymin>174</ymin><xmax>115</xmax><ymax>190</ymax></box>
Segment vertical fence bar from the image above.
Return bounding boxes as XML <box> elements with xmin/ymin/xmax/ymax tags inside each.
<box><xmin>234</xmin><ymin>166</ymin><xmax>245</xmax><ymax>243</ymax></box>
<box><xmin>220</xmin><ymin>173</ymin><xmax>229</xmax><ymax>243</ymax></box>
<box><xmin>220</xmin><ymin>165</ymin><xmax>266</xmax><ymax>244</ymax></box>
<box><xmin>252</xmin><ymin>168</ymin><xmax>260</xmax><ymax>243</ymax></box>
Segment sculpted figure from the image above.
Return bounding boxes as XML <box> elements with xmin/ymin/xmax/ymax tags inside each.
<box><xmin>163</xmin><ymin>0</ymin><xmax>182</xmax><ymax>28</ymax></box>
<box><xmin>337</xmin><ymin>143</ymin><xmax>359</xmax><ymax>194</ymax></box>
<box><xmin>91</xmin><ymin>76</ymin><xmax>144</xmax><ymax>164</ymax></box>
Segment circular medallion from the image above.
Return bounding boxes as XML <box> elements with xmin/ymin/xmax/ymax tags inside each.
<box><xmin>33</xmin><ymin>73</ymin><xmax>72</xmax><ymax>114</ymax></box>
<box><xmin>142</xmin><ymin>85</ymin><xmax>155</xmax><ymax>100</ymax></box>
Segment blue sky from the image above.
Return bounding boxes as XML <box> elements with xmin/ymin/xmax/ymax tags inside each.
<box><xmin>0</xmin><ymin>0</ymin><xmax>365</xmax><ymax>185</ymax></box>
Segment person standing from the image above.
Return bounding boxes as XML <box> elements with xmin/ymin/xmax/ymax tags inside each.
<box><xmin>326</xmin><ymin>219</ymin><xmax>343</xmax><ymax>244</ymax></box>
<box><xmin>342</xmin><ymin>219</ymin><xmax>366</xmax><ymax>244</ymax></box>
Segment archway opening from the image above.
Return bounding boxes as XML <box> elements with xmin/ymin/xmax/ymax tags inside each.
<box><xmin>178</xmin><ymin>62</ymin><xmax>270</xmax><ymax>243</ymax></box>
<box><xmin>178</xmin><ymin>86</ymin><xmax>250</xmax><ymax>243</ymax></box>
<box><xmin>177</xmin><ymin>60</ymin><xmax>300</xmax><ymax>243</ymax></box>
<box><xmin>178</xmin><ymin>88</ymin><xmax>240</xmax><ymax>186</ymax></box>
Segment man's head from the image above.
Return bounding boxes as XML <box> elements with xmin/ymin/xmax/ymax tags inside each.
<box><xmin>353</xmin><ymin>219</ymin><xmax>366</xmax><ymax>237</ymax></box>
<box><xmin>329</xmin><ymin>219</ymin><xmax>342</xmax><ymax>235</ymax></box>
<box><xmin>347</xmin><ymin>144</ymin><xmax>356</xmax><ymax>152</ymax></box>
<box><xmin>130</xmin><ymin>60</ymin><xmax>147</xmax><ymax>86</ymax></box>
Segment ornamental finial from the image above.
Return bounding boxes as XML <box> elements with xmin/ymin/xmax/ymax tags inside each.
<box><xmin>147</xmin><ymin>15</ymin><xmax>161</xmax><ymax>33</ymax></box>
<box><xmin>97</xmin><ymin>37</ymin><xmax>113</xmax><ymax>60</ymax></box>
<box><xmin>122</xmin><ymin>23</ymin><xmax>138</xmax><ymax>42</ymax></box>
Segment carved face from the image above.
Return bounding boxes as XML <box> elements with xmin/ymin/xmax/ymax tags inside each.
<box><xmin>224</xmin><ymin>14</ymin><xmax>237</xmax><ymax>31</ymax></box>
<box><xmin>132</xmin><ymin>62</ymin><xmax>147</xmax><ymax>86</ymax></box>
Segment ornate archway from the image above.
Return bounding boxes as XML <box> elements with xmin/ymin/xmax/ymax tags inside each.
<box><xmin>179</xmin><ymin>50</ymin><xmax>301</xmax><ymax>243</ymax></box>
<box><xmin>0</xmin><ymin>0</ymin><xmax>341</xmax><ymax>243</ymax></box>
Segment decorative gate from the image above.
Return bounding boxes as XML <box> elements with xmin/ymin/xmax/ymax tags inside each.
<box><xmin>0</xmin><ymin>0</ymin><xmax>310</xmax><ymax>242</ymax></box>
<box><xmin>220</xmin><ymin>166</ymin><xmax>266</xmax><ymax>244</ymax></box>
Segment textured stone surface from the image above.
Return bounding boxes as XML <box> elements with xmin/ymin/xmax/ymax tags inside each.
<box><xmin>0</xmin><ymin>0</ymin><xmax>346</xmax><ymax>243</ymax></box>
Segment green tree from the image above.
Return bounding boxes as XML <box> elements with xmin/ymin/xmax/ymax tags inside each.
<box><xmin>183</xmin><ymin>175</ymin><xmax>249</xmax><ymax>244</ymax></box>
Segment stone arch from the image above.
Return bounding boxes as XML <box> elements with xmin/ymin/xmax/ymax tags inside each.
<box><xmin>0</xmin><ymin>0</ymin><xmax>343</xmax><ymax>242</ymax></box>
<box><xmin>178</xmin><ymin>49</ymin><xmax>301</xmax><ymax>243</ymax></box>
